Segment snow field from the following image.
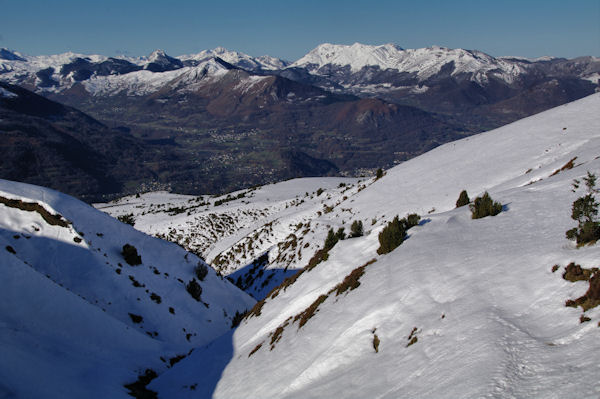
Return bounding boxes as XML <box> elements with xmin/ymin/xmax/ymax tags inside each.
<box><xmin>150</xmin><ymin>93</ymin><xmax>600</xmax><ymax>398</ymax></box>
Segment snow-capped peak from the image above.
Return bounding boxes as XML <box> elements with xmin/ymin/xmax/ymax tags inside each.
<box><xmin>179</xmin><ymin>47</ymin><xmax>288</xmax><ymax>71</ymax></box>
<box><xmin>143</xmin><ymin>49</ymin><xmax>183</xmax><ymax>72</ymax></box>
<box><xmin>291</xmin><ymin>42</ymin><xmax>405</xmax><ymax>71</ymax></box>
<box><xmin>290</xmin><ymin>42</ymin><xmax>527</xmax><ymax>83</ymax></box>
<box><xmin>0</xmin><ymin>48</ymin><xmax>26</xmax><ymax>61</ymax></box>
<box><xmin>147</xmin><ymin>49</ymin><xmax>169</xmax><ymax>62</ymax></box>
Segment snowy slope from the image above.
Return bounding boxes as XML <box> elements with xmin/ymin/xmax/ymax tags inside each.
<box><xmin>96</xmin><ymin>177</ymin><xmax>364</xmax><ymax>300</ymax></box>
<box><xmin>148</xmin><ymin>93</ymin><xmax>600</xmax><ymax>398</ymax></box>
<box><xmin>0</xmin><ymin>180</ymin><xmax>254</xmax><ymax>398</ymax></box>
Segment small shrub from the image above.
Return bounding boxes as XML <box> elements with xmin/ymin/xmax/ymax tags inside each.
<box><xmin>316</xmin><ymin>188</ymin><xmax>324</xmax><ymax>196</ymax></box>
<box><xmin>150</xmin><ymin>293</ymin><xmax>162</xmax><ymax>304</ymax></box>
<box><xmin>169</xmin><ymin>354</ymin><xmax>186</xmax><ymax>367</ymax></box>
<box><xmin>194</xmin><ymin>262</ymin><xmax>208</xmax><ymax>281</ymax></box>
<box><xmin>324</xmin><ymin>228</ymin><xmax>338</xmax><ymax>251</ymax></box>
<box><xmin>456</xmin><ymin>190</ymin><xmax>470</xmax><ymax>208</ymax></box>
<box><xmin>563</xmin><ymin>262</ymin><xmax>592</xmax><ymax>282</ymax></box>
<box><xmin>373</xmin><ymin>333</ymin><xmax>380</xmax><ymax>353</ymax></box>
<box><xmin>376</xmin><ymin>214</ymin><xmax>420</xmax><ymax>254</ymax></box>
<box><xmin>123</xmin><ymin>369</ymin><xmax>158</xmax><ymax>399</ymax></box>
<box><xmin>470</xmin><ymin>192</ymin><xmax>502</xmax><ymax>219</ymax></box>
<box><xmin>118</xmin><ymin>213</ymin><xmax>136</xmax><ymax>226</ymax></box>
<box><xmin>407</xmin><ymin>327</ymin><xmax>418</xmax><ymax>347</ymax></box>
<box><xmin>405</xmin><ymin>213</ymin><xmax>420</xmax><ymax>228</ymax></box>
<box><xmin>122</xmin><ymin>244</ymin><xmax>142</xmax><ymax>265</ymax></box>
<box><xmin>350</xmin><ymin>220</ymin><xmax>364</xmax><ymax>237</ymax></box>
<box><xmin>375</xmin><ymin>168</ymin><xmax>384</xmax><ymax>180</ymax></box>
<box><xmin>231</xmin><ymin>310</ymin><xmax>246</xmax><ymax>328</ymax></box>
<box><xmin>128</xmin><ymin>275</ymin><xmax>144</xmax><ymax>288</ymax></box>
<box><xmin>377</xmin><ymin>216</ymin><xmax>406</xmax><ymax>255</ymax></box>
<box><xmin>566</xmin><ymin>172</ymin><xmax>600</xmax><ymax>245</ymax></box>
<box><xmin>186</xmin><ymin>278</ymin><xmax>202</xmax><ymax>302</ymax></box>
<box><xmin>128</xmin><ymin>313</ymin><xmax>143</xmax><ymax>323</ymax></box>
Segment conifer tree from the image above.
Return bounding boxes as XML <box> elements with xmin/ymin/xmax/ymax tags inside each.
<box><xmin>566</xmin><ymin>172</ymin><xmax>600</xmax><ymax>245</ymax></box>
<box><xmin>456</xmin><ymin>190</ymin><xmax>470</xmax><ymax>208</ymax></box>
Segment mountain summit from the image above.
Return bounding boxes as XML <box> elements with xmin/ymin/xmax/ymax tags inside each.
<box><xmin>144</xmin><ymin>49</ymin><xmax>183</xmax><ymax>72</ymax></box>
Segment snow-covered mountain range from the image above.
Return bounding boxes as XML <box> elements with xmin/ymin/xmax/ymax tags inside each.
<box><xmin>1</xmin><ymin>43</ymin><xmax>597</xmax><ymax>98</ymax></box>
<box><xmin>291</xmin><ymin>42</ymin><xmax>526</xmax><ymax>82</ymax></box>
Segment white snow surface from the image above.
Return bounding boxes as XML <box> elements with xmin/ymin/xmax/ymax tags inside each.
<box><xmin>0</xmin><ymin>180</ymin><xmax>254</xmax><ymax>398</ymax></box>
<box><xmin>291</xmin><ymin>42</ymin><xmax>527</xmax><ymax>83</ymax></box>
<box><xmin>143</xmin><ymin>93</ymin><xmax>600</xmax><ymax>398</ymax></box>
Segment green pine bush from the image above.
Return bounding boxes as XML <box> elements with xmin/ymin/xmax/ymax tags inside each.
<box><xmin>470</xmin><ymin>192</ymin><xmax>502</xmax><ymax>219</ymax></box>
<box><xmin>567</xmin><ymin>172</ymin><xmax>600</xmax><ymax>245</ymax></box>
<box><xmin>194</xmin><ymin>262</ymin><xmax>208</xmax><ymax>281</ymax></box>
<box><xmin>122</xmin><ymin>244</ymin><xmax>142</xmax><ymax>265</ymax></box>
<box><xmin>350</xmin><ymin>220</ymin><xmax>364</xmax><ymax>237</ymax></box>
<box><xmin>186</xmin><ymin>278</ymin><xmax>202</xmax><ymax>302</ymax></box>
<box><xmin>456</xmin><ymin>190</ymin><xmax>470</xmax><ymax>208</ymax></box>
<box><xmin>377</xmin><ymin>216</ymin><xmax>406</xmax><ymax>254</ymax></box>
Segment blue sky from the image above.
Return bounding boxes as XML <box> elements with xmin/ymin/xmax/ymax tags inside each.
<box><xmin>1</xmin><ymin>0</ymin><xmax>598</xmax><ymax>60</ymax></box>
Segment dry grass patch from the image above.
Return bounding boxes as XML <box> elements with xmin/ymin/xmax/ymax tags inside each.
<box><xmin>294</xmin><ymin>294</ymin><xmax>329</xmax><ymax>329</ymax></box>
<box><xmin>407</xmin><ymin>327</ymin><xmax>419</xmax><ymax>347</ymax></box>
<box><xmin>332</xmin><ymin>258</ymin><xmax>377</xmax><ymax>296</ymax></box>
<box><xmin>372</xmin><ymin>328</ymin><xmax>380</xmax><ymax>353</ymax></box>
<box><xmin>561</xmin><ymin>263</ymin><xmax>600</xmax><ymax>314</ymax></box>
<box><xmin>563</xmin><ymin>262</ymin><xmax>593</xmax><ymax>282</ymax></box>
<box><xmin>248</xmin><ymin>342</ymin><xmax>263</xmax><ymax>357</ymax></box>
<box><xmin>550</xmin><ymin>157</ymin><xmax>577</xmax><ymax>176</ymax></box>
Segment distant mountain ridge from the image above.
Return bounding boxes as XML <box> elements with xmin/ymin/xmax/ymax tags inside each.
<box><xmin>1</xmin><ymin>43</ymin><xmax>598</xmax><ymax>197</ymax></box>
<box><xmin>1</xmin><ymin>43</ymin><xmax>596</xmax><ymax>99</ymax></box>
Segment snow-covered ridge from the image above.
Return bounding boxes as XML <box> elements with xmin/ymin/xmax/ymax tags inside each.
<box><xmin>0</xmin><ymin>47</ymin><xmax>286</xmax><ymax>95</ymax></box>
<box><xmin>0</xmin><ymin>178</ymin><xmax>255</xmax><ymax>397</ymax></box>
<box><xmin>291</xmin><ymin>42</ymin><xmax>527</xmax><ymax>82</ymax></box>
<box><xmin>82</xmin><ymin>58</ymin><xmax>231</xmax><ymax>96</ymax></box>
<box><xmin>1</xmin><ymin>44</ymin><xmax>597</xmax><ymax>96</ymax></box>
<box><xmin>180</xmin><ymin>46</ymin><xmax>289</xmax><ymax>71</ymax></box>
